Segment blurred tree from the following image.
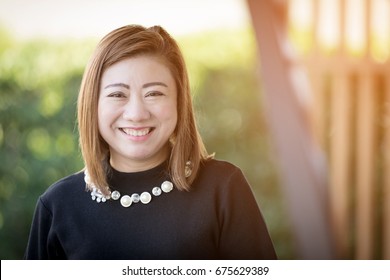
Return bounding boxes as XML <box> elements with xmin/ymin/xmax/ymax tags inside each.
<box><xmin>0</xmin><ymin>31</ymin><xmax>92</xmax><ymax>258</ymax></box>
<box><xmin>0</xmin><ymin>28</ymin><xmax>293</xmax><ymax>259</ymax></box>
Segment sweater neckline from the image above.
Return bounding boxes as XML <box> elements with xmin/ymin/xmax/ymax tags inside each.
<box><xmin>107</xmin><ymin>161</ymin><xmax>170</xmax><ymax>192</ymax></box>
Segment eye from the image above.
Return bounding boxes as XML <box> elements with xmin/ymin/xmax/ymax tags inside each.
<box><xmin>107</xmin><ymin>91</ymin><xmax>126</xmax><ymax>98</ymax></box>
<box><xmin>145</xmin><ymin>91</ymin><xmax>164</xmax><ymax>98</ymax></box>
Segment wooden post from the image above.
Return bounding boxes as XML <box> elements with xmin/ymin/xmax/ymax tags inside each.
<box><xmin>326</xmin><ymin>0</ymin><xmax>352</xmax><ymax>259</ymax></box>
<box><xmin>329</xmin><ymin>66</ymin><xmax>352</xmax><ymax>258</ymax></box>
<box><xmin>383</xmin><ymin>71</ymin><xmax>390</xmax><ymax>259</ymax></box>
<box><xmin>355</xmin><ymin>0</ymin><xmax>376</xmax><ymax>259</ymax></box>
<box><xmin>355</xmin><ymin>68</ymin><xmax>377</xmax><ymax>259</ymax></box>
<box><xmin>246</xmin><ymin>0</ymin><xmax>335</xmax><ymax>259</ymax></box>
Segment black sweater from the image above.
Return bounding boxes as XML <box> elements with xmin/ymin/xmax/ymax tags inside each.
<box><xmin>24</xmin><ymin>159</ymin><xmax>277</xmax><ymax>259</ymax></box>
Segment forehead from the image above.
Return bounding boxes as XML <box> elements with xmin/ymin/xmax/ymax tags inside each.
<box><xmin>101</xmin><ymin>55</ymin><xmax>174</xmax><ymax>85</ymax></box>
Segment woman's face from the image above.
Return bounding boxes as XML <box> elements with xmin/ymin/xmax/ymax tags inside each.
<box><xmin>98</xmin><ymin>55</ymin><xmax>178</xmax><ymax>172</ymax></box>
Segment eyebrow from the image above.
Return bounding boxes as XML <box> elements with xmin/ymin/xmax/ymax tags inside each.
<box><xmin>103</xmin><ymin>82</ymin><xmax>168</xmax><ymax>90</ymax></box>
<box><xmin>104</xmin><ymin>83</ymin><xmax>130</xmax><ymax>89</ymax></box>
<box><xmin>142</xmin><ymin>82</ymin><xmax>168</xmax><ymax>88</ymax></box>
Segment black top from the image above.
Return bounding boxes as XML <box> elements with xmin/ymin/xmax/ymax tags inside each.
<box><xmin>24</xmin><ymin>159</ymin><xmax>277</xmax><ymax>259</ymax></box>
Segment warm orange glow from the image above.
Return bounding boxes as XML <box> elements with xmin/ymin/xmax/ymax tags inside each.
<box><xmin>317</xmin><ymin>0</ymin><xmax>340</xmax><ymax>53</ymax></box>
<box><xmin>345</xmin><ymin>0</ymin><xmax>365</xmax><ymax>56</ymax></box>
<box><xmin>371</xmin><ymin>0</ymin><xmax>390</xmax><ymax>62</ymax></box>
<box><xmin>288</xmin><ymin>0</ymin><xmax>390</xmax><ymax>62</ymax></box>
<box><xmin>288</xmin><ymin>0</ymin><xmax>313</xmax><ymax>53</ymax></box>
<box><xmin>289</xmin><ymin>0</ymin><xmax>313</xmax><ymax>29</ymax></box>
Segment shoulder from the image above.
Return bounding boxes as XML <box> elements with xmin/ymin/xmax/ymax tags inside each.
<box><xmin>40</xmin><ymin>171</ymin><xmax>85</xmax><ymax>208</ymax></box>
<box><xmin>195</xmin><ymin>158</ymin><xmax>248</xmax><ymax>189</ymax></box>
<box><xmin>199</xmin><ymin>159</ymin><xmax>244</xmax><ymax>180</ymax></box>
<box><xmin>199</xmin><ymin>158</ymin><xmax>243</xmax><ymax>178</ymax></box>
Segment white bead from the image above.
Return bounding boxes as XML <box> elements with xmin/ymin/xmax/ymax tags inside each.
<box><xmin>120</xmin><ymin>195</ymin><xmax>132</xmax><ymax>207</ymax></box>
<box><xmin>152</xmin><ymin>187</ymin><xmax>162</xmax><ymax>196</ymax></box>
<box><xmin>131</xmin><ymin>193</ymin><xmax>140</xmax><ymax>203</ymax></box>
<box><xmin>140</xmin><ymin>192</ymin><xmax>152</xmax><ymax>204</ymax></box>
<box><xmin>161</xmin><ymin>181</ymin><xmax>173</xmax><ymax>193</ymax></box>
<box><xmin>111</xmin><ymin>191</ymin><xmax>120</xmax><ymax>200</ymax></box>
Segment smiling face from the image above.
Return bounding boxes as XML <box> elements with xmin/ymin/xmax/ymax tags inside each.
<box><xmin>98</xmin><ymin>55</ymin><xmax>178</xmax><ymax>172</ymax></box>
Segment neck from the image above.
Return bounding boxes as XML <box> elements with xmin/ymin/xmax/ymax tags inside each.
<box><xmin>109</xmin><ymin>147</ymin><xmax>170</xmax><ymax>173</ymax></box>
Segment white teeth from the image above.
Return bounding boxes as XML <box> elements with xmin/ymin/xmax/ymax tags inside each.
<box><xmin>121</xmin><ymin>128</ymin><xmax>151</xmax><ymax>137</ymax></box>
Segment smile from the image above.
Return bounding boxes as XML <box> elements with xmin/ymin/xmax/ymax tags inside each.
<box><xmin>120</xmin><ymin>127</ymin><xmax>153</xmax><ymax>137</ymax></box>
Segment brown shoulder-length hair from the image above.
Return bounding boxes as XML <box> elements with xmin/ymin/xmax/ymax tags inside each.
<box><xmin>78</xmin><ymin>24</ymin><xmax>211</xmax><ymax>195</ymax></box>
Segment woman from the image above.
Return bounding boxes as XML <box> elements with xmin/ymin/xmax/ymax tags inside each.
<box><xmin>24</xmin><ymin>25</ymin><xmax>277</xmax><ymax>259</ymax></box>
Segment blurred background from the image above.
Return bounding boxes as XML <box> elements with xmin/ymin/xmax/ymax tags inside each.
<box><xmin>1</xmin><ymin>0</ymin><xmax>389</xmax><ymax>260</ymax></box>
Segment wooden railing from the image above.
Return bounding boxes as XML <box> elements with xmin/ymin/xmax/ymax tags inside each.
<box><xmin>248</xmin><ymin>0</ymin><xmax>389</xmax><ymax>259</ymax></box>
<box><xmin>291</xmin><ymin>0</ymin><xmax>390</xmax><ymax>259</ymax></box>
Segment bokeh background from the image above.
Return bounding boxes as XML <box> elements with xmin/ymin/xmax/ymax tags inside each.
<box><xmin>0</xmin><ymin>0</ymin><xmax>293</xmax><ymax>259</ymax></box>
<box><xmin>2</xmin><ymin>0</ymin><xmax>390</xmax><ymax>260</ymax></box>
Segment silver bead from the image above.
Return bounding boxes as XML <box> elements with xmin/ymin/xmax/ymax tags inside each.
<box><xmin>111</xmin><ymin>191</ymin><xmax>120</xmax><ymax>200</ymax></box>
<box><xmin>120</xmin><ymin>195</ymin><xmax>132</xmax><ymax>207</ymax></box>
<box><xmin>140</xmin><ymin>192</ymin><xmax>152</xmax><ymax>204</ymax></box>
<box><xmin>152</xmin><ymin>187</ymin><xmax>162</xmax><ymax>196</ymax></box>
<box><xmin>131</xmin><ymin>193</ymin><xmax>140</xmax><ymax>203</ymax></box>
<box><xmin>161</xmin><ymin>181</ymin><xmax>173</xmax><ymax>193</ymax></box>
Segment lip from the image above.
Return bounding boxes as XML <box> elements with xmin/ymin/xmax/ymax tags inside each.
<box><xmin>118</xmin><ymin>127</ymin><xmax>155</xmax><ymax>141</ymax></box>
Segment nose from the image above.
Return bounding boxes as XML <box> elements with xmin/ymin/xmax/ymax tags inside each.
<box><xmin>122</xmin><ymin>95</ymin><xmax>151</xmax><ymax>122</ymax></box>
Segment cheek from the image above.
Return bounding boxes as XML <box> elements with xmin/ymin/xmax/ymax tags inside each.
<box><xmin>156</xmin><ymin>103</ymin><xmax>177</xmax><ymax>128</ymax></box>
<box><xmin>97</xmin><ymin>106</ymin><xmax>115</xmax><ymax>137</ymax></box>
<box><xmin>98</xmin><ymin>102</ymin><xmax>118</xmax><ymax>125</ymax></box>
<box><xmin>97</xmin><ymin>102</ymin><xmax>106</xmax><ymax>128</ymax></box>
